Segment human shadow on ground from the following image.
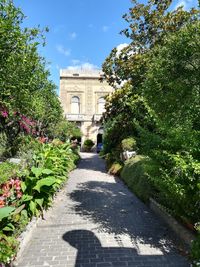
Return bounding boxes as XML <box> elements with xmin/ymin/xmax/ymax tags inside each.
<box><xmin>68</xmin><ymin>180</ymin><xmax>187</xmax><ymax>256</ymax></box>
<box><xmin>63</xmin><ymin>229</ymin><xmax>189</xmax><ymax>267</ymax></box>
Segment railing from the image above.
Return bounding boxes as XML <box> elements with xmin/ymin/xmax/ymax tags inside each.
<box><xmin>65</xmin><ymin>114</ymin><xmax>85</xmax><ymax>121</ymax></box>
<box><xmin>65</xmin><ymin>113</ymin><xmax>103</xmax><ymax>122</ymax></box>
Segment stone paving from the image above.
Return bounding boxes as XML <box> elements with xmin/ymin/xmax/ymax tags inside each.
<box><xmin>15</xmin><ymin>153</ymin><xmax>190</xmax><ymax>267</ymax></box>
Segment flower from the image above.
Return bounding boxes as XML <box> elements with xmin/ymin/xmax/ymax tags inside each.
<box><xmin>1</xmin><ymin>110</ymin><xmax>8</xmax><ymax>118</ymax></box>
<box><xmin>0</xmin><ymin>199</ymin><xmax>5</xmax><ymax>208</ymax></box>
<box><xmin>16</xmin><ymin>192</ymin><xmax>22</xmax><ymax>199</ymax></box>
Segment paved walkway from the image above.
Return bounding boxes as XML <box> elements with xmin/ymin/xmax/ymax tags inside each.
<box><xmin>16</xmin><ymin>153</ymin><xmax>190</xmax><ymax>267</ymax></box>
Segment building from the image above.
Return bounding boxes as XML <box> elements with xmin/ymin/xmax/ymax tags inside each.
<box><xmin>59</xmin><ymin>68</ymin><xmax>114</xmax><ymax>147</ymax></box>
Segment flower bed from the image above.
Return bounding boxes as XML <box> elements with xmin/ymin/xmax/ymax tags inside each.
<box><xmin>0</xmin><ymin>140</ymin><xmax>79</xmax><ymax>266</ymax></box>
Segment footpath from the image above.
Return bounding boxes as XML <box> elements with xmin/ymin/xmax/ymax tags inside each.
<box><xmin>15</xmin><ymin>153</ymin><xmax>190</xmax><ymax>267</ymax></box>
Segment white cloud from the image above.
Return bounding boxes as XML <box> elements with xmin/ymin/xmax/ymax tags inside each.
<box><xmin>56</xmin><ymin>45</ymin><xmax>71</xmax><ymax>56</ymax></box>
<box><xmin>175</xmin><ymin>0</ymin><xmax>187</xmax><ymax>9</ymax></box>
<box><xmin>71</xmin><ymin>59</ymin><xmax>81</xmax><ymax>65</ymax></box>
<box><xmin>116</xmin><ymin>43</ymin><xmax>129</xmax><ymax>57</ymax></box>
<box><xmin>102</xmin><ymin>25</ymin><xmax>109</xmax><ymax>32</ymax></box>
<box><xmin>66</xmin><ymin>62</ymin><xmax>99</xmax><ymax>70</ymax></box>
<box><xmin>69</xmin><ymin>32</ymin><xmax>77</xmax><ymax>40</ymax></box>
<box><xmin>174</xmin><ymin>0</ymin><xmax>197</xmax><ymax>10</ymax></box>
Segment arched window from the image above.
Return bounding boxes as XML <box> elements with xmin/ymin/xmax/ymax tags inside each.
<box><xmin>71</xmin><ymin>96</ymin><xmax>80</xmax><ymax>114</ymax></box>
<box><xmin>98</xmin><ymin>97</ymin><xmax>106</xmax><ymax>114</ymax></box>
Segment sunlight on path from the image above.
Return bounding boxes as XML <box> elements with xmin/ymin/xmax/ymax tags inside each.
<box><xmin>15</xmin><ymin>153</ymin><xmax>189</xmax><ymax>267</ymax></box>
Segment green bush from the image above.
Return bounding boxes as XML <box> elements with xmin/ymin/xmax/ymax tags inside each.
<box><xmin>121</xmin><ymin>155</ymin><xmax>155</xmax><ymax>202</ymax></box>
<box><xmin>146</xmin><ymin>151</ymin><xmax>200</xmax><ymax>224</ymax></box>
<box><xmin>0</xmin><ymin>162</ymin><xmax>20</xmax><ymax>186</ymax></box>
<box><xmin>19</xmin><ymin>141</ymin><xmax>77</xmax><ymax>217</ymax></box>
<box><xmin>0</xmin><ymin>140</ymin><xmax>79</xmax><ymax>265</ymax></box>
<box><xmin>0</xmin><ymin>132</ymin><xmax>7</xmax><ymax>159</ymax></box>
<box><xmin>108</xmin><ymin>162</ymin><xmax>123</xmax><ymax>176</ymax></box>
<box><xmin>83</xmin><ymin>139</ymin><xmax>94</xmax><ymax>152</ymax></box>
<box><xmin>191</xmin><ymin>225</ymin><xmax>200</xmax><ymax>267</ymax></box>
<box><xmin>16</xmin><ymin>135</ymin><xmax>41</xmax><ymax>166</ymax></box>
<box><xmin>121</xmin><ymin>137</ymin><xmax>137</xmax><ymax>151</ymax></box>
<box><xmin>0</xmin><ymin>232</ymin><xmax>19</xmax><ymax>264</ymax></box>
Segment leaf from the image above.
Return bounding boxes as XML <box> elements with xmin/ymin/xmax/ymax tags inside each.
<box><xmin>31</xmin><ymin>166</ymin><xmax>43</xmax><ymax>178</ymax></box>
<box><xmin>21</xmin><ymin>194</ymin><xmax>33</xmax><ymax>202</ymax></box>
<box><xmin>42</xmin><ymin>169</ymin><xmax>53</xmax><ymax>175</ymax></box>
<box><xmin>3</xmin><ymin>223</ymin><xmax>15</xmax><ymax>232</ymax></box>
<box><xmin>0</xmin><ymin>206</ymin><xmax>15</xmax><ymax>221</ymax></box>
<box><xmin>35</xmin><ymin>198</ymin><xmax>44</xmax><ymax>208</ymax></box>
<box><xmin>29</xmin><ymin>200</ymin><xmax>36</xmax><ymax>215</ymax></box>
<box><xmin>33</xmin><ymin>177</ymin><xmax>56</xmax><ymax>193</ymax></box>
<box><xmin>21</xmin><ymin>181</ymin><xmax>27</xmax><ymax>192</ymax></box>
<box><xmin>12</xmin><ymin>204</ymin><xmax>25</xmax><ymax>215</ymax></box>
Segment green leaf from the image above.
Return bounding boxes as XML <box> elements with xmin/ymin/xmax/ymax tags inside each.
<box><xmin>3</xmin><ymin>223</ymin><xmax>15</xmax><ymax>232</ymax></box>
<box><xmin>0</xmin><ymin>206</ymin><xmax>15</xmax><ymax>221</ymax></box>
<box><xmin>33</xmin><ymin>177</ymin><xmax>56</xmax><ymax>192</ymax></box>
<box><xmin>21</xmin><ymin>194</ymin><xmax>33</xmax><ymax>202</ymax></box>
<box><xmin>31</xmin><ymin>166</ymin><xmax>43</xmax><ymax>178</ymax></box>
<box><xmin>21</xmin><ymin>181</ymin><xmax>27</xmax><ymax>192</ymax></box>
<box><xmin>42</xmin><ymin>169</ymin><xmax>53</xmax><ymax>175</ymax></box>
<box><xmin>35</xmin><ymin>198</ymin><xmax>44</xmax><ymax>208</ymax></box>
<box><xmin>29</xmin><ymin>200</ymin><xmax>36</xmax><ymax>215</ymax></box>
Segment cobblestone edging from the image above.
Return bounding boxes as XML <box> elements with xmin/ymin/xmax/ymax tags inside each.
<box><xmin>15</xmin><ymin>217</ymin><xmax>39</xmax><ymax>261</ymax></box>
<box><xmin>149</xmin><ymin>198</ymin><xmax>195</xmax><ymax>247</ymax></box>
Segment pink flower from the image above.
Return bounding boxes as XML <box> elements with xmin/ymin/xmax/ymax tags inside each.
<box><xmin>1</xmin><ymin>110</ymin><xmax>8</xmax><ymax>118</ymax></box>
<box><xmin>16</xmin><ymin>192</ymin><xmax>22</xmax><ymax>199</ymax></box>
<box><xmin>1</xmin><ymin>183</ymin><xmax>10</xmax><ymax>192</ymax></box>
<box><xmin>2</xmin><ymin>191</ymin><xmax>11</xmax><ymax>198</ymax></box>
<box><xmin>9</xmin><ymin>179</ymin><xmax>15</xmax><ymax>186</ymax></box>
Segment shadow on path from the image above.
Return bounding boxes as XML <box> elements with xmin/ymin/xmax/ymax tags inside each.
<box><xmin>63</xmin><ymin>230</ymin><xmax>189</xmax><ymax>267</ymax></box>
<box><xmin>69</xmin><ymin>180</ymin><xmax>175</xmax><ymax>252</ymax></box>
<box><xmin>66</xmin><ymin>153</ymin><xmax>190</xmax><ymax>266</ymax></box>
<box><xmin>77</xmin><ymin>153</ymin><xmax>106</xmax><ymax>172</ymax></box>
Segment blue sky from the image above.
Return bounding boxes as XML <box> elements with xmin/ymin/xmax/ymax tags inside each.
<box><xmin>13</xmin><ymin>0</ymin><xmax>198</xmax><ymax>90</ymax></box>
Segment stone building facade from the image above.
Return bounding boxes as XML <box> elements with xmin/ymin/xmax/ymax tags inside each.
<box><xmin>59</xmin><ymin>69</ymin><xmax>114</xmax><ymax>147</ymax></box>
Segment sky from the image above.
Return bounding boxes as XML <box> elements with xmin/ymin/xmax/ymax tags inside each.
<box><xmin>13</xmin><ymin>0</ymin><xmax>198</xmax><ymax>90</ymax></box>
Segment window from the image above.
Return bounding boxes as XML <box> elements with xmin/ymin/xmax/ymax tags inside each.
<box><xmin>71</xmin><ymin>96</ymin><xmax>80</xmax><ymax>114</ymax></box>
<box><xmin>98</xmin><ymin>97</ymin><xmax>106</xmax><ymax>114</ymax></box>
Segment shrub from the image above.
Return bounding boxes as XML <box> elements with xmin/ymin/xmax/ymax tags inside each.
<box><xmin>0</xmin><ymin>132</ymin><xmax>7</xmax><ymax>159</ymax></box>
<box><xmin>0</xmin><ymin>140</ymin><xmax>79</xmax><ymax>265</ymax></box>
<box><xmin>0</xmin><ymin>162</ymin><xmax>20</xmax><ymax>186</ymax></box>
<box><xmin>191</xmin><ymin>225</ymin><xmax>200</xmax><ymax>267</ymax></box>
<box><xmin>121</xmin><ymin>155</ymin><xmax>155</xmax><ymax>202</ymax></box>
<box><xmin>19</xmin><ymin>141</ymin><xmax>77</xmax><ymax>217</ymax></box>
<box><xmin>121</xmin><ymin>137</ymin><xmax>137</xmax><ymax>151</ymax></box>
<box><xmin>108</xmin><ymin>162</ymin><xmax>123</xmax><ymax>176</ymax></box>
<box><xmin>83</xmin><ymin>139</ymin><xmax>94</xmax><ymax>152</ymax></box>
<box><xmin>147</xmin><ymin>151</ymin><xmax>200</xmax><ymax>224</ymax></box>
<box><xmin>0</xmin><ymin>233</ymin><xmax>19</xmax><ymax>264</ymax></box>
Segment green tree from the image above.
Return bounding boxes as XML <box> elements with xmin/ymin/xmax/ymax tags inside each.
<box><xmin>0</xmin><ymin>0</ymin><xmax>77</xmax><ymax>155</ymax></box>
<box><xmin>102</xmin><ymin>0</ymin><xmax>199</xmax><ymax>88</ymax></box>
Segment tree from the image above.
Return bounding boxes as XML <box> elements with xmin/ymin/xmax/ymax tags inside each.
<box><xmin>0</xmin><ymin>0</ymin><xmax>79</xmax><ymax>155</ymax></box>
<box><xmin>102</xmin><ymin>0</ymin><xmax>199</xmax><ymax>88</ymax></box>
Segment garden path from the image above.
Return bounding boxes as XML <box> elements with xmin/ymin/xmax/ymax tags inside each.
<box><xmin>15</xmin><ymin>153</ymin><xmax>190</xmax><ymax>267</ymax></box>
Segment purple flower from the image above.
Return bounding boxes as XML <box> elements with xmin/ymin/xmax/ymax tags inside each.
<box><xmin>1</xmin><ymin>110</ymin><xmax>8</xmax><ymax>118</ymax></box>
